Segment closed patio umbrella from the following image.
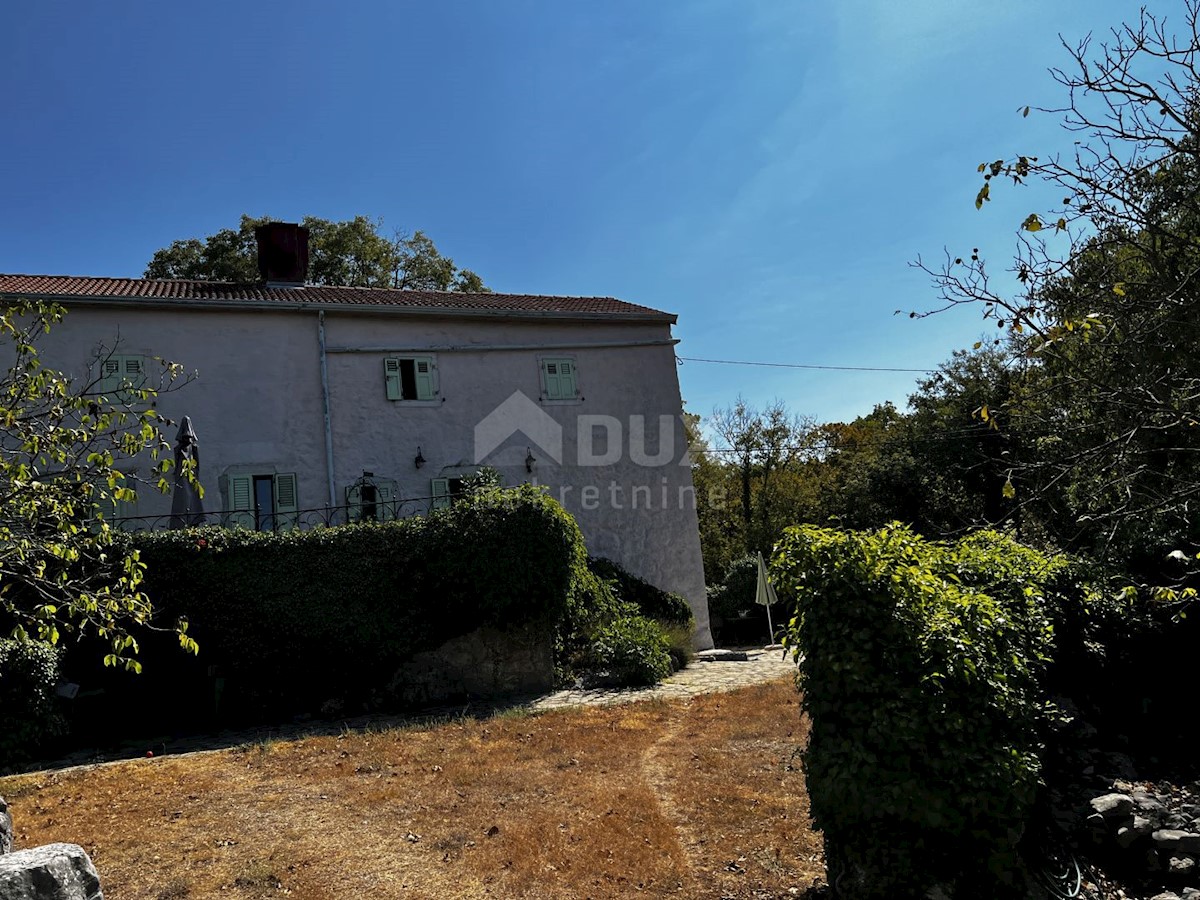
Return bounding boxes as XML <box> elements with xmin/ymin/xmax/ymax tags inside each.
<box><xmin>169</xmin><ymin>416</ymin><xmax>206</xmax><ymax>528</ymax></box>
<box><xmin>756</xmin><ymin>551</ymin><xmax>779</xmax><ymax>644</ymax></box>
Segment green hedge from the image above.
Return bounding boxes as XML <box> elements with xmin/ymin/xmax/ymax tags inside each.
<box><xmin>90</xmin><ymin>484</ymin><xmax>587</xmax><ymax>725</ymax></box>
<box><xmin>585</xmin><ymin>556</ymin><xmax>693</xmax><ymax>672</ymax></box>
<box><xmin>0</xmin><ymin>639</ymin><xmax>64</xmax><ymax>770</ymax></box>
<box><xmin>586</xmin><ymin>557</ymin><xmax>694</xmax><ymax>627</ymax></box>
<box><xmin>586</xmin><ymin>616</ymin><xmax>673</xmax><ymax>686</ymax></box>
<box><xmin>775</xmin><ymin>524</ymin><xmax>1058</xmax><ymax>897</ymax></box>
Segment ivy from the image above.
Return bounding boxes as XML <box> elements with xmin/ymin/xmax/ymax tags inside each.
<box><xmin>776</xmin><ymin>524</ymin><xmax>1060</xmax><ymax>897</ymax></box>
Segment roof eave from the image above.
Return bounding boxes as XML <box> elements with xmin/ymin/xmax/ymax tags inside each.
<box><xmin>0</xmin><ymin>291</ymin><xmax>679</xmax><ymax>325</ymax></box>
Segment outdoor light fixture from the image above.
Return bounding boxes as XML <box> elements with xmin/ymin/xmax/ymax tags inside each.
<box><xmin>525</xmin><ymin>448</ymin><xmax>536</xmax><ymax>473</ymax></box>
<box><xmin>414</xmin><ymin>447</ymin><xmax>425</xmax><ymax>469</ymax></box>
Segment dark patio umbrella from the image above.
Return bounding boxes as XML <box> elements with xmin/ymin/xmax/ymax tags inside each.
<box><xmin>169</xmin><ymin>416</ymin><xmax>206</xmax><ymax>528</ymax></box>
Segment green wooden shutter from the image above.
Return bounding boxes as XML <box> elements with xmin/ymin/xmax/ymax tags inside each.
<box><xmin>384</xmin><ymin>358</ymin><xmax>402</xmax><ymax>400</ymax></box>
<box><xmin>559</xmin><ymin>359</ymin><xmax>577</xmax><ymax>397</ymax></box>
<box><xmin>98</xmin><ymin>355</ymin><xmax>144</xmax><ymax>394</ymax></box>
<box><xmin>345</xmin><ymin>482</ymin><xmax>363</xmax><ymax>523</ymax></box>
<box><xmin>123</xmin><ymin>356</ymin><xmax>144</xmax><ymax>383</ymax></box>
<box><xmin>98</xmin><ymin>358</ymin><xmax>122</xmax><ymax>393</ymax></box>
<box><xmin>542</xmin><ymin>360</ymin><xmax>559</xmax><ymax>399</ymax></box>
<box><xmin>414</xmin><ymin>357</ymin><xmax>436</xmax><ymax>400</ymax></box>
<box><xmin>377</xmin><ymin>479</ymin><xmax>398</xmax><ymax>520</ymax></box>
<box><xmin>430</xmin><ymin>477</ymin><xmax>451</xmax><ymax>511</ymax></box>
<box><xmin>274</xmin><ymin>473</ymin><xmax>299</xmax><ymax>531</ymax></box>
<box><xmin>542</xmin><ymin>358</ymin><xmax>576</xmax><ymax>399</ymax></box>
<box><xmin>227</xmin><ymin>474</ymin><xmax>254</xmax><ymax>528</ymax></box>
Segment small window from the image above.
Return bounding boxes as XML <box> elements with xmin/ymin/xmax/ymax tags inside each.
<box><xmin>385</xmin><ymin>356</ymin><xmax>437</xmax><ymax>401</ymax></box>
<box><xmin>225</xmin><ymin>472</ymin><xmax>299</xmax><ymax>531</ymax></box>
<box><xmin>540</xmin><ymin>357</ymin><xmax>577</xmax><ymax>400</ymax></box>
<box><xmin>97</xmin><ymin>355</ymin><xmax>145</xmax><ymax>394</ymax></box>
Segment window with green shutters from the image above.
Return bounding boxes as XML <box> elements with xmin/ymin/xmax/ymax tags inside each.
<box><xmin>97</xmin><ymin>355</ymin><xmax>145</xmax><ymax>394</ymax></box>
<box><xmin>384</xmin><ymin>356</ymin><xmax>437</xmax><ymax>401</ymax></box>
<box><xmin>540</xmin><ymin>357</ymin><xmax>578</xmax><ymax>400</ymax></box>
<box><xmin>225</xmin><ymin>471</ymin><xmax>298</xmax><ymax>531</ymax></box>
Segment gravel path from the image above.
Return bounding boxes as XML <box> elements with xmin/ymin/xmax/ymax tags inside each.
<box><xmin>532</xmin><ymin>646</ymin><xmax>797</xmax><ymax>710</ymax></box>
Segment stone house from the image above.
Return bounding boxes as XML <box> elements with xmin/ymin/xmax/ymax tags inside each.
<box><xmin>0</xmin><ymin>224</ymin><xmax>713</xmax><ymax>647</ymax></box>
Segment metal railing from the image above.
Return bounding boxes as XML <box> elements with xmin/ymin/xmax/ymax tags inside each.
<box><xmin>107</xmin><ymin>496</ymin><xmax>443</xmax><ymax>533</ymax></box>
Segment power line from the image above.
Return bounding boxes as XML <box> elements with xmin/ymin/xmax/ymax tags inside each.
<box><xmin>676</xmin><ymin>355</ymin><xmax>936</xmax><ymax>374</ymax></box>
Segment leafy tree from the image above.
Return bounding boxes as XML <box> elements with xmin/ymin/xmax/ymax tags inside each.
<box><xmin>0</xmin><ymin>301</ymin><xmax>198</xmax><ymax>670</ymax></box>
<box><xmin>915</xmin><ymin>3</ymin><xmax>1200</xmax><ymax>571</ymax></box>
<box><xmin>705</xmin><ymin>398</ymin><xmax>815</xmax><ymax>565</ymax></box>
<box><xmin>684</xmin><ymin>410</ymin><xmax>742</xmax><ymax>580</ymax></box>
<box><xmin>145</xmin><ymin>215</ymin><xmax>489</xmax><ymax>292</ymax></box>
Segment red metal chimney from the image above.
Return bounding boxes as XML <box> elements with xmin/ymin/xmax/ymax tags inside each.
<box><xmin>255</xmin><ymin>222</ymin><xmax>309</xmax><ymax>286</ymax></box>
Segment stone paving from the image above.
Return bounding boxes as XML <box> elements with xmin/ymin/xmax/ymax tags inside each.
<box><xmin>531</xmin><ymin>645</ymin><xmax>798</xmax><ymax>710</ymax></box>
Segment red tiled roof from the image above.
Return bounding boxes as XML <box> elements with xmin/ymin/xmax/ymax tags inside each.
<box><xmin>0</xmin><ymin>274</ymin><xmax>673</xmax><ymax>321</ymax></box>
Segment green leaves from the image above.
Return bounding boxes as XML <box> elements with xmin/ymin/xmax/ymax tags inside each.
<box><xmin>144</xmin><ymin>214</ymin><xmax>489</xmax><ymax>293</ymax></box>
<box><xmin>975</xmin><ymin>180</ymin><xmax>990</xmax><ymax>209</ymax></box>
<box><xmin>774</xmin><ymin>524</ymin><xmax>1059</xmax><ymax>892</ymax></box>
<box><xmin>2</xmin><ymin>299</ymin><xmax>193</xmax><ymax>670</ymax></box>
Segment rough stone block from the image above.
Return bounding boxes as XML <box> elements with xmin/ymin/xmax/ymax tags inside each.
<box><xmin>1154</xmin><ymin>829</ymin><xmax>1200</xmax><ymax>853</ymax></box>
<box><xmin>390</xmin><ymin>622</ymin><xmax>554</xmax><ymax>707</ymax></box>
<box><xmin>0</xmin><ymin>796</ymin><xmax>12</xmax><ymax>855</ymax></box>
<box><xmin>0</xmin><ymin>842</ymin><xmax>103</xmax><ymax>899</ymax></box>
<box><xmin>1090</xmin><ymin>792</ymin><xmax>1134</xmax><ymax>818</ymax></box>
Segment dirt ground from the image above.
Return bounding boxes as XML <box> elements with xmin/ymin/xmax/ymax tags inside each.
<box><xmin>1</xmin><ymin>678</ymin><xmax>824</xmax><ymax>899</ymax></box>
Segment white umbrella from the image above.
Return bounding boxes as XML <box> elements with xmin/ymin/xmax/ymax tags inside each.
<box><xmin>755</xmin><ymin>551</ymin><xmax>779</xmax><ymax>644</ymax></box>
<box><xmin>169</xmin><ymin>416</ymin><xmax>206</xmax><ymax>528</ymax></box>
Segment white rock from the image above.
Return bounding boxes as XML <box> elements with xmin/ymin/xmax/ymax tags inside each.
<box><xmin>1090</xmin><ymin>793</ymin><xmax>1135</xmax><ymax>818</ymax></box>
<box><xmin>0</xmin><ymin>843</ymin><xmax>103</xmax><ymax>900</ymax></box>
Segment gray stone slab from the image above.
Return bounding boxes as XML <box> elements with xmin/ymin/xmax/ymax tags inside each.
<box><xmin>694</xmin><ymin>649</ymin><xmax>749</xmax><ymax>662</ymax></box>
<box><xmin>0</xmin><ymin>842</ymin><xmax>103</xmax><ymax>900</ymax></box>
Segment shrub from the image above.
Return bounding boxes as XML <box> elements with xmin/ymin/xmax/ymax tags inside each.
<box><xmin>0</xmin><ymin>639</ymin><xmax>65</xmax><ymax>769</ymax></box>
<box><xmin>585</xmin><ymin>616</ymin><xmax>673</xmax><ymax>686</ymax></box>
<box><xmin>706</xmin><ymin>555</ymin><xmax>759</xmax><ymax>622</ymax></box>
<box><xmin>660</xmin><ymin>624</ymin><xmax>695</xmax><ymax>672</ymax></box>
<box><xmin>555</xmin><ymin>560</ymin><xmax>685</xmax><ymax>686</ymax></box>
<box><xmin>586</xmin><ymin>557</ymin><xmax>694</xmax><ymax>627</ymax></box>
<box><xmin>775</xmin><ymin>524</ymin><xmax>1058</xmax><ymax>897</ymax></box>
<box><xmin>707</xmin><ymin>554</ymin><xmax>783</xmax><ymax>645</ymax></box>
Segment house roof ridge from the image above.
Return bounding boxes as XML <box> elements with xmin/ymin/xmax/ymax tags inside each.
<box><xmin>0</xmin><ymin>273</ymin><xmax>672</xmax><ymax>320</ymax></box>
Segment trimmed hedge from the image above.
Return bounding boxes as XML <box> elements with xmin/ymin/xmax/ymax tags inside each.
<box><xmin>44</xmin><ymin>486</ymin><xmax>681</xmax><ymax>743</ymax></box>
<box><xmin>0</xmin><ymin>639</ymin><xmax>64</xmax><ymax>769</ymax></box>
<box><xmin>775</xmin><ymin>524</ymin><xmax>1059</xmax><ymax>897</ymax></box>
<box><xmin>81</xmin><ymin>484</ymin><xmax>588</xmax><ymax>727</ymax></box>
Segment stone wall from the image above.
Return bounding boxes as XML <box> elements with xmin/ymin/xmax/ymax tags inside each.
<box><xmin>390</xmin><ymin>622</ymin><xmax>555</xmax><ymax>708</ymax></box>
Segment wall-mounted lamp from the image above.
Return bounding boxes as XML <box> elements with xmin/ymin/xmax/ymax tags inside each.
<box><xmin>525</xmin><ymin>447</ymin><xmax>536</xmax><ymax>474</ymax></box>
<box><xmin>414</xmin><ymin>447</ymin><xmax>426</xmax><ymax>469</ymax></box>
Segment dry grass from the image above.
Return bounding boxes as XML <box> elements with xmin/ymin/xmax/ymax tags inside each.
<box><xmin>1</xmin><ymin>679</ymin><xmax>823</xmax><ymax>899</ymax></box>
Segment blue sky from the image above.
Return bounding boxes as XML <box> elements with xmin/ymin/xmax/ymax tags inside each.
<box><xmin>1</xmin><ymin>0</ymin><xmax>1143</xmax><ymax>425</ymax></box>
